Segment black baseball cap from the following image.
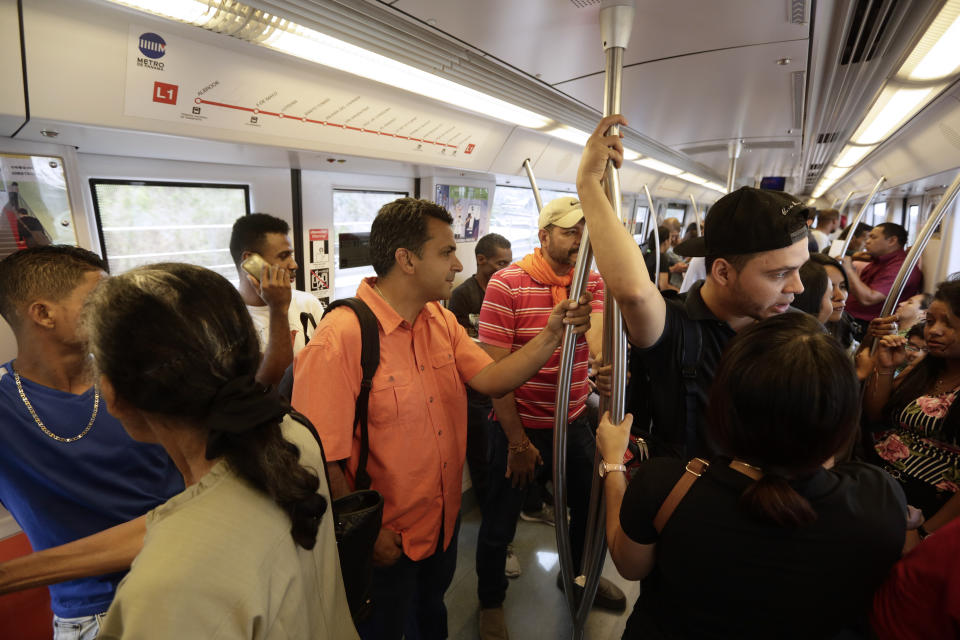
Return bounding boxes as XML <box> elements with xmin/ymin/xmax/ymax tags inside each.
<box><xmin>674</xmin><ymin>186</ymin><xmax>810</xmax><ymax>258</ymax></box>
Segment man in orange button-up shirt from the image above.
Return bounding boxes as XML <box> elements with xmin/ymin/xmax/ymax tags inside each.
<box><xmin>292</xmin><ymin>198</ymin><xmax>593</xmax><ymax>640</ymax></box>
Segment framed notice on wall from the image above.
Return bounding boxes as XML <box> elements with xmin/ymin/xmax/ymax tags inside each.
<box><xmin>435</xmin><ymin>184</ymin><xmax>490</xmax><ymax>243</ymax></box>
<box><xmin>0</xmin><ymin>153</ymin><xmax>78</xmax><ymax>260</ymax></box>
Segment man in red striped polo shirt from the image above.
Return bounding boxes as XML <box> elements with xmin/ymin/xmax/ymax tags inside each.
<box><xmin>475</xmin><ymin>197</ymin><xmax>625</xmax><ymax>639</ymax></box>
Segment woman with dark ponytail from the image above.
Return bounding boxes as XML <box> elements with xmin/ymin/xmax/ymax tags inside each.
<box><xmin>597</xmin><ymin>314</ymin><xmax>908</xmax><ymax>639</ymax></box>
<box><xmin>87</xmin><ymin>263</ymin><xmax>358</xmax><ymax>639</ymax></box>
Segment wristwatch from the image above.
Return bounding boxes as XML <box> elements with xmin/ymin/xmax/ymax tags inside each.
<box><xmin>598</xmin><ymin>459</ymin><xmax>627</xmax><ymax>478</ymax></box>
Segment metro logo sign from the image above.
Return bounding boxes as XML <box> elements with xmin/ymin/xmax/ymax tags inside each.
<box><xmin>152</xmin><ymin>82</ymin><xmax>178</xmax><ymax>105</ymax></box>
<box><xmin>464</xmin><ymin>143</ymin><xmax>476</xmax><ymax>155</ymax></box>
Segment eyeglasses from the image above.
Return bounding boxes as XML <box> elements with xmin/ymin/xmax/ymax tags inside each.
<box><xmin>905</xmin><ymin>345</ymin><xmax>928</xmax><ymax>353</ymax></box>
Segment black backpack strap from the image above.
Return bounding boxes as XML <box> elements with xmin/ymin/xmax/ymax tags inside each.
<box><xmin>300</xmin><ymin>311</ymin><xmax>318</xmax><ymax>342</ymax></box>
<box><xmin>323</xmin><ymin>298</ymin><xmax>380</xmax><ymax>490</ymax></box>
<box><xmin>678</xmin><ymin>315</ymin><xmax>703</xmax><ymax>458</ymax></box>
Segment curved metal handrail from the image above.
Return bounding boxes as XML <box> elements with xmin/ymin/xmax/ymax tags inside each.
<box><xmin>837</xmin><ymin>176</ymin><xmax>886</xmax><ymax>259</ymax></box>
<box><xmin>643</xmin><ymin>184</ymin><xmax>660</xmax><ymax>278</ymax></box>
<box><xmin>876</xmin><ymin>170</ymin><xmax>960</xmax><ymax>324</ymax></box>
<box><xmin>523</xmin><ymin>158</ymin><xmax>544</xmax><ymax>212</ymax></box>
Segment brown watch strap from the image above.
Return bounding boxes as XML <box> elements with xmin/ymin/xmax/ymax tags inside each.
<box><xmin>653</xmin><ymin>458</ymin><xmax>710</xmax><ymax>534</ymax></box>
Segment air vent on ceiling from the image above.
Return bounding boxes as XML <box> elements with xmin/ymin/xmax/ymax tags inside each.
<box><xmin>816</xmin><ymin>132</ymin><xmax>838</xmax><ymax>144</ymax></box>
<box><xmin>841</xmin><ymin>0</ymin><xmax>898</xmax><ymax>64</ymax></box>
<box><xmin>788</xmin><ymin>0</ymin><xmax>808</xmax><ymax>24</ymax></box>
<box><xmin>569</xmin><ymin>0</ymin><xmax>601</xmax><ymax>7</ymax></box>
<box><xmin>791</xmin><ymin>71</ymin><xmax>805</xmax><ymax>129</ymax></box>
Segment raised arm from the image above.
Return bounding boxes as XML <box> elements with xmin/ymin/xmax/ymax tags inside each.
<box><xmin>842</xmin><ymin>257</ymin><xmax>887</xmax><ymax>307</ymax></box>
<box><xmin>468</xmin><ymin>294</ymin><xmax>592</xmax><ymax>397</ymax></box>
<box><xmin>577</xmin><ymin>115</ymin><xmax>667</xmax><ymax>348</ymax></box>
<box><xmin>253</xmin><ymin>265</ymin><xmax>294</xmax><ymax>385</ymax></box>
<box><xmin>863</xmin><ymin>334</ymin><xmax>907</xmax><ymax>424</ymax></box>
<box><xmin>0</xmin><ymin>516</ymin><xmax>146</xmax><ymax>595</ymax></box>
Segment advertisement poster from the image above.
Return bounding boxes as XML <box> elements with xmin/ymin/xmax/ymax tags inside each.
<box><xmin>307</xmin><ymin>228</ymin><xmax>331</xmax><ymax>306</ymax></box>
<box><xmin>0</xmin><ymin>154</ymin><xmax>76</xmax><ymax>260</ymax></box>
<box><xmin>435</xmin><ymin>184</ymin><xmax>489</xmax><ymax>242</ymax></box>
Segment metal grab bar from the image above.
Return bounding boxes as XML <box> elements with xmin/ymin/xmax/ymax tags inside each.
<box><xmin>876</xmin><ymin>170</ymin><xmax>960</xmax><ymax>326</ymax></box>
<box><xmin>837</xmin><ymin>176</ymin><xmax>886</xmax><ymax>259</ymax></box>
<box><xmin>689</xmin><ymin>193</ymin><xmax>701</xmax><ymax>236</ymax></box>
<box><xmin>523</xmin><ymin>158</ymin><xmax>544</xmax><ymax>212</ymax></box>
<box><xmin>643</xmin><ymin>184</ymin><xmax>660</xmax><ymax>278</ymax></box>
<box><xmin>552</xmin><ymin>2</ymin><xmax>633</xmax><ymax>638</ymax></box>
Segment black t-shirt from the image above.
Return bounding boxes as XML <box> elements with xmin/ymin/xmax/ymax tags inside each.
<box><xmin>448</xmin><ymin>274</ymin><xmax>484</xmax><ymax>337</ymax></box>
<box><xmin>620</xmin><ymin>458</ymin><xmax>907</xmax><ymax>640</ymax></box>
<box><xmin>643</xmin><ymin>250</ymin><xmax>669</xmax><ymax>285</ymax></box>
<box><xmin>627</xmin><ymin>281</ymin><xmax>736</xmax><ymax>458</ymax></box>
<box><xmin>448</xmin><ymin>274</ymin><xmax>489</xmax><ymax>407</ymax></box>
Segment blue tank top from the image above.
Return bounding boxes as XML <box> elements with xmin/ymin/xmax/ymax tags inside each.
<box><xmin>0</xmin><ymin>362</ymin><xmax>183</xmax><ymax>617</ymax></box>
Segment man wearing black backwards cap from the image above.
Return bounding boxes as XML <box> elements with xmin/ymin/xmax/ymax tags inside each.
<box><xmin>576</xmin><ymin>115</ymin><xmax>810</xmax><ymax>459</ymax></box>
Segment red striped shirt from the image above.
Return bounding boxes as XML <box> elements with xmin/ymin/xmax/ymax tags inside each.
<box><xmin>478</xmin><ymin>264</ymin><xmax>604</xmax><ymax>429</ymax></box>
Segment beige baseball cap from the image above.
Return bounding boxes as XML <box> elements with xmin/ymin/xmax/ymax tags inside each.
<box><xmin>538</xmin><ymin>197</ymin><xmax>584</xmax><ymax>229</ymax></box>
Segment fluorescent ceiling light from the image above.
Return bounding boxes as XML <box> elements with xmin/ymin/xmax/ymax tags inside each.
<box><xmin>833</xmin><ymin>145</ymin><xmax>876</xmax><ymax>168</ymax></box>
<box><xmin>901</xmin><ymin>1</ymin><xmax>960</xmax><ymax>81</ymax></box>
<box><xmin>108</xmin><ymin>0</ymin><xmax>551</xmax><ymax>129</ymax></box>
<box><xmin>678</xmin><ymin>172</ymin><xmax>708</xmax><ymax>185</ymax></box>
<box><xmin>623</xmin><ymin>148</ymin><xmax>641</xmax><ymax>161</ymax></box>
<box><xmin>812</xmin><ymin>179</ymin><xmax>835</xmax><ymax>199</ymax></box>
<box><xmin>543</xmin><ymin>126</ymin><xmax>592</xmax><ymax>146</ymax></box>
<box><xmin>704</xmin><ymin>182</ymin><xmax>727</xmax><ymax>193</ymax></box>
<box><xmin>824</xmin><ymin>166</ymin><xmax>849</xmax><ymax>182</ymax></box>
<box><xmin>851</xmin><ymin>86</ymin><xmax>934</xmax><ymax>145</ymax></box>
<box><xmin>635</xmin><ymin>157</ymin><xmax>683</xmax><ymax>176</ymax></box>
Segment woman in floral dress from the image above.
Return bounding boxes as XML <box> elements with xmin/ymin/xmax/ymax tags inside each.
<box><xmin>865</xmin><ymin>277</ymin><xmax>960</xmax><ymax>543</ymax></box>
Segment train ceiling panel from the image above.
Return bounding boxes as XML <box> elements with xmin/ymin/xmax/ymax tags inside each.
<box><xmin>386</xmin><ymin>0</ymin><xmax>808</xmax><ymax>86</ymax></box>
<box><xmin>0</xmin><ymin>0</ymin><xmax>27</xmax><ymax>137</ymax></box>
<box><xmin>555</xmin><ymin>39</ymin><xmax>808</xmax><ymax>155</ymax></box>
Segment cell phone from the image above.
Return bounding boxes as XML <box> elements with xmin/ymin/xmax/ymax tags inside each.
<box><xmin>241</xmin><ymin>253</ymin><xmax>269</xmax><ymax>281</ymax></box>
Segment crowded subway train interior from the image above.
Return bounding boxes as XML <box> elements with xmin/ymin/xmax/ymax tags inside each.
<box><xmin>2</xmin><ymin>0</ymin><xmax>960</xmax><ymax>638</ymax></box>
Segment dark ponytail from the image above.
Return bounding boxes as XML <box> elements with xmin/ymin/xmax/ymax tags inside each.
<box><xmin>85</xmin><ymin>263</ymin><xmax>326</xmax><ymax>549</ymax></box>
<box><xmin>707</xmin><ymin>314</ymin><xmax>861</xmax><ymax>528</ymax></box>
<box><xmin>739</xmin><ymin>474</ymin><xmax>817</xmax><ymax>528</ymax></box>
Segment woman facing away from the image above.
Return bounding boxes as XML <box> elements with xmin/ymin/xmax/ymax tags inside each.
<box><xmin>598</xmin><ymin>314</ymin><xmax>907</xmax><ymax>639</ymax></box>
<box><xmin>865</xmin><ymin>277</ymin><xmax>960</xmax><ymax>550</ymax></box>
<box><xmin>85</xmin><ymin>263</ymin><xmax>358</xmax><ymax>639</ymax></box>
<box><xmin>793</xmin><ymin>258</ymin><xmax>833</xmax><ymax>323</ymax></box>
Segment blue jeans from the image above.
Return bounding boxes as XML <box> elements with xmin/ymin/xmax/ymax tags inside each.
<box><xmin>476</xmin><ymin>414</ymin><xmax>596</xmax><ymax>608</ymax></box>
<box><xmin>356</xmin><ymin>517</ymin><xmax>461</xmax><ymax>640</ymax></box>
<box><xmin>53</xmin><ymin>613</ymin><xmax>105</xmax><ymax>640</ymax></box>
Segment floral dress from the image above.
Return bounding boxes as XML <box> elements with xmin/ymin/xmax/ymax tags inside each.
<box><xmin>875</xmin><ymin>387</ymin><xmax>960</xmax><ymax>511</ymax></box>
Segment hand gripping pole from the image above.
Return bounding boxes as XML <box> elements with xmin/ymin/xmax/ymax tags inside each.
<box><xmin>875</xmin><ymin>171</ymin><xmax>960</xmax><ymax>338</ymax></box>
<box><xmin>837</xmin><ymin>176</ymin><xmax>886</xmax><ymax>259</ymax></box>
<box><xmin>553</xmin><ymin>2</ymin><xmax>633</xmax><ymax>638</ymax></box>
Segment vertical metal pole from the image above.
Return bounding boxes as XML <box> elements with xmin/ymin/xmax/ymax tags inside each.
<box><xmin>644</xmin><ymin>184</ymin><xmax>660</xmax><ymax>278</ymax></box>
<box><xmin>726</xmin><ymin>139</ymin><xmax>742</xmax><ymax>193</ymax></box>
<box><xmin>553</xmin><ymin>3</ymin><xmax>633</xmax><ymax>638</ymax></box>
<box><xmin>523</xmin><ymin>158</ymin><xmax>544</xmax><ymax>212</ymax></box>
<box><xmin>837</xmin><ymin>176</ymin><xmax>886</xmax><ymax>259</ymax></box>
<box><xmin>877</xmin><ymin>171</ymin><xmax>960</xmax><ymax>323</ymax></box>
<box><xmin>688</xmin><ymin>194</ymin><xmax>701</xmax><ymax>236</ymax></box>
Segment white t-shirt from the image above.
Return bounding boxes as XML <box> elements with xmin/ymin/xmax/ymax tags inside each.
<box><xmin>246</xmin><ymin>289</ymin><xmax>326</xmax><ymax>355</ymax></box>
<box><xmin>679</xmin><ymin>256</ymin><xmax>706</xmax><ymax>293</ymax></box>
<box><xmin>810</xmin><ymin>229</ymin><xmax>831</xmax><ymax>252</ymax></box>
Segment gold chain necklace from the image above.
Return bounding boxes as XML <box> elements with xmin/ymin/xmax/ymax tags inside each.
<box><xmin>13</xmin><ymin>371</ymin><xmax>99</xmax><ymax>443</ymax></box>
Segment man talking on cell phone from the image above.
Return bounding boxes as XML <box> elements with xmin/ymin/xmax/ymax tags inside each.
<box><xmin>230</xmin><ymin>213</ymin><xmax>325</xmax><ymax>385</ymax></box>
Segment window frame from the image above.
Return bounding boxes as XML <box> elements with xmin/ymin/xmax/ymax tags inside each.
<box><xmin>89</xmin><ymin>178</ymin><xmax>251</xmax><ymax>272</ymax></box>
<box><xmin>331</xmin><ymin>187</ymin><xmax>409</xmax><ymax>300</ymax></box>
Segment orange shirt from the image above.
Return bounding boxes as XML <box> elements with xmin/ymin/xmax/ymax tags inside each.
<box><xmin>292</xmin><ymin>278</ymin><xmax>492</xmax><ymax>560</ymax></box>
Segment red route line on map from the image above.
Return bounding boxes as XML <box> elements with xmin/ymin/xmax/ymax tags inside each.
<box><xmin>195</xmin><ymin>98</ymin><xmax>459</xmax><ymax>149</ymax></box>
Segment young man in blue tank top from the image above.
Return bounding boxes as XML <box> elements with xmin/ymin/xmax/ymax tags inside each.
<box><xmin>0</xmin><ymin>246</ymin><xmax>183</xmax><ymax>640</ymax></box>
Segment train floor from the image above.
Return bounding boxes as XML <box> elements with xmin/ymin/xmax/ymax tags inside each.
<box><xmin>444</xmin><ymin>501</ymin><xmax>639</xmax><ymax>639</ymax></box>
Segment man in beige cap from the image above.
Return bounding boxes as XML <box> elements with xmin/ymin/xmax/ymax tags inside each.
<box><xmin>474</xmin><ymin>197</ymin><xmax>624</xmax><ymax>639</ymax></box>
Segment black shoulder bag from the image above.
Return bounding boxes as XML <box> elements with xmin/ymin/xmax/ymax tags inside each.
<box><xmin>282</xmin><ymin>297</ymin><xmax>384</xmax><ymax>623</ymax></box>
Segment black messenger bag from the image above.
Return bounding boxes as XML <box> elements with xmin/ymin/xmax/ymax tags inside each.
<box><xmin>285</xmin><ymin>297</ymin><xmax>384</xmax><ymax>622</ymax></box>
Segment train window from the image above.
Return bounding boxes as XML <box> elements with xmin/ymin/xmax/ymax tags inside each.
<box><xmin>89</xmin><ymin>180</ymin><xmax>249</xmax><ymax>283</ymax></box>
<box><xmin>666</xmin><ymin>205</ymin><xmax>686</xmax><ymax>225</ymax></box>
<box><xmin>634</xmin><ymin>204</ymin><xmax>650</xmax><ymax>243</ymax></box>
<box><xmin>489</xmin><ymin>185</ymin><xmax>576</xmax><ymax>259</ymax></box>
<box><xmin>333</xmin><ymin>189</ymin><xmax>408</xmax><ymax>299</ymax></box>
<box><xmin>870</xmin><ymin>201</ymin><xmax>886</xmax><ymax>226</ymax></box>
<box><xmin>906</xmin><ymin>204</ymin><xmax>920</xmax><ymax>245</ymax></box>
